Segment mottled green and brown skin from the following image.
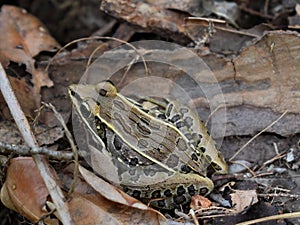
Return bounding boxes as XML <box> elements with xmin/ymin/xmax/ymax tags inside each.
<box><xmin>69</xmin><ymin>81</ymin><xmax>227</xmax><ymax>209</ymax></box>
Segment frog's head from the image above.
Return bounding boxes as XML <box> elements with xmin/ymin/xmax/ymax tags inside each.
<box><xmin>69</xmin><ymin>80</ymin><xmax>117</xmax><ymax>119</ymax></box>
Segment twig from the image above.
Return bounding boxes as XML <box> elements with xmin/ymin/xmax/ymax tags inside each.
<box><xmin>236</xmin><ymin>212</ymin><xmax>300</xmax><ymax>225</ymax></box>
<box><xmin>257</xmin><ymin>151</ymin><xmax>286</xmax><ymax>172</ymax></box>
<box><xmin>213</xmin><ymin>25</ymin><xmax>260</xmax><ymax>38</ymax></box>
<box><xmin>0</xmin><ymin>141</ymin><xmax>74</xmax><ymax>160</ymax></box>
<box><xmin>253</xmin><ymin>171</ymin><xmax>273</xmax><ymax>177</ymax></box>
<box><xmin>229</xmin><ymin>111</ymin><xmax>288</xmax><ymax>161</ymax></box>
<box><xmin>45</xmin><ymin>36</ymin><xmax>149</xmax><ymax>78</ymax></box>
<box><xmin>189</xmin><ymin>209</ymin><xmax>200</xmax><ymax>225</ymax></box>
<box><xmin>118</xmin><ymin>54</ymin><xmax>141</xmax><ymax>87</ymax></box>
<box><xmin>42</xmin><ymin>102</ymin><xmax>79</xmax><ymax>196</ymax></box>
<box><xmin>204</xmin><ymin>104</ymin><xmax>226</xmax><ymax>127</ymax></box>
<box><xmin>185</xmin><ymin>17</ymin><xmax>226</xmax><ymax>24</ymax></box>
<box><xmin>230</xmin><ymin>160</ymin><xmax>256</xmax><ymax>177</ymax></box>
<box><xmin>258</xmin><ymin>193</ymin><xmax>300</xmax><ymax>198</ymax></box>
<box><xmin>0</xmin><ymin>64</ymin><xmax>74</xmax><ymax>224</ymax></box>
<box><xmin>86</xmin><ymin>36</ymin><xmax>149</xmax><ymax>75</ymax></box>
<box><xmin>273</xmin><ymin>142</ymin><xmax>279</xmax><ymax>155</ymax></box>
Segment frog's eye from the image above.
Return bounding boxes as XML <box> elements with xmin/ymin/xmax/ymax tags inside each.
<box><xmin>95</xmin><ymin>81</ymin><xmax>117</xmax><ymax>97</ymax></box>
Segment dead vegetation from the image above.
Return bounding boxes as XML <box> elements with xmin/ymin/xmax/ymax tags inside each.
<box><xmin>0</xmin><ymin>1</ymin><xmax>299</xmax><ymax>224</ymax></box>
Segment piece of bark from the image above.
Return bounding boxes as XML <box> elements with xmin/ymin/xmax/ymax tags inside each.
<box><xmin>205</xmin><ymin>31</ymin><xmax>300</xmax><ymax>137</ymax></box>
<box><xmin>100</xmin><ymin>0</ymin><xmax>271</xmax><ymax>54</ymax></box>
<box><xmin>101</xmin><ymin>0</ymin><xmax>191</xmax><ymax>44</ymax></box>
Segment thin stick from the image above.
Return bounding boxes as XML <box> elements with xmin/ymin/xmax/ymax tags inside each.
<box><xmin>258</xmin><ymin>193</ymin><xmax>300</xmax><ymax>198</ymax></box>
<box><xmin>229</xmin><ymin>111</ymin><xmax>288</xmax><ymax>161</ymax></box>
<box><xmin>204</xmin><ymin>104</ymin><xmax>226</xmax><ymax>127</ymax></box>
<box><xmin>45</xmin><ymin>36</ymin><xmax>149</xmax><ymax>77</ymax></box>
<box><xmin>257</xmin><ymin>151</ymin><xmax>286</xmax><ymax>171</ymax></box>
<box><xmin>185</xmin><ymin>17</ymin><xmax>226</xmax><ymax>24</ymax></box>
<box><xmin>86</xmin><ymin>36</ymin><xmax>149</xmax><ymax>76</ymax></box>
<box><xmin>214</xmin><ymin>25</ymin><xmax>260</xmax><ymax>38</ymax></box>
<box><xmin>189</xmin><ymin>209</ymin><xmax>200</xmax><ymax>225</ymax></box>
<box><xmin>0</xmin><ymin>141</ymin><xmax>74</xmax><ymax>160</ymax></box>
<box><xmin>0</xmin><ymin>64</ymin><xmax>73</xmax><ymax>224</ymax></box>
<box><xmin>236</xmin><ymin>212</ymin><xmax>300</xmax><ymax>225</ymax></box>
<box><xmin>42</xmin><ymin>102</ymin><xmax>79</xmax><ymax>196</ymax></box>
<box><xmin>230</xmin><ymin>160</ymin><xmax>256</xmax><ymax>177</ymax></box>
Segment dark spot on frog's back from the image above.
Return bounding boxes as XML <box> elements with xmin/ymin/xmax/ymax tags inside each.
<box><xmin>181</xmin><ymin>164</ymin><xmax>192</xmax><ymax>173</ymax></box>
<box><xmin>191</xmin><ymin>153</ymin><xmax>198</xmax><ymax>161</ymax></box>
<box><xmin>192</xmin><ymin>133</ymin><xmax>202</xmax><ymax>144</ymax></box>
<box><xmin>199</xmin><ymin>147</ymin><xmax>206</xmax><ymax>154</ymax></box>
<box><xmin>166</xmin><ymin>103</ymin><xmax>174</xmax><ymax>117</ymax></box>
<box><xmin>176</xmin><ymin>138</ymin><xmax>188</xmax><ymax>151</ymax></box>
<box><xmin>136</xmin><ymin>122</ymin><xmax>151</xmax><ymax>136</ymax></box>
<box><xmin>177</xmin><ymin>186</ymin><xmax>186</xmax><ymax>195</ymax></box>
<box><xmin>180</xmin><ymin>108</ymin><xmax>189</xmax><ymax>115</ymax></box>
<box><xmin>185</xmin><ymin>133</ymin><xmax>192</xmax><ymax>140</ymax></box>
<box><xmin>129</xmin><ymin>168</ymin><xmax>136</xmax><ymax>175</ymax></box>
<box><xmin>132</xmin><ymin>190</ymin><xmax>141</xmax><ymax>199</ymax></box>
<box><xmin>142</xmin><ymin>117</ymin><xmax>161</xmax><ymax>130</ymax></box>
<box><xmin>184</xmin><ymin>116</ymin><xmax>193</xmax><ymax>127</ymax></box>
<box><xmin>113</xmin><ymin>135</ymin><xmax>123</xmax><ymax>150</ymax></box>
<box><xmin>129</xmin><ymin>157</ymin><xmax>139</xmax><ymax>166</ymax></box>
<box><xmin>164</xmin><ymin>189</ymin><xmax>172</xmax><ymax>197</ymax></box>
<box><xmin>187</xmin><ymin>185</ymin><xmax>196</xmax><ymax>196</ymax></box>
<box><xmin>158</xmin><ymin>200</ymin><xmax>165</xmax><ymax>208</ymax></box>
<box><xmin>166</xmin><ymin>154</ymin><xmax>179</xmax><ymax>167</ymax></box>
<box><xmin>151</xmin><ymin>190</ymin><xmax>161</xmax><ymax>198</ymax></box>
<box><xmin>170</xmin><ymin>114</ymin><xmax>181</xmax><ymax>123</ymax></box>
<box><xmin>175</xmin><ymin>121</ymin><xmax>184</xmax><ymax>129</ymax></box>
<box><xmin>144</xmin><ymin>168</ymin><xmax>155</xmax><ymax>176</ymax></box>
<box><xmin>157</xmin><ymin>113</ymin><xmax>167</xmax><ymax>119</ymax></box>
<box><xmin>174</xmin><ymin>195</ymin><xmax>186</xmax><ymax>205</ymax></box>
<box><xmin>140</xmin><ymin>116</ymin><xmax>150</xmax><ymax>125</ymax></box>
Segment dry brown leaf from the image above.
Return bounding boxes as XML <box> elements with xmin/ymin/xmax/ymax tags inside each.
<box><xmin>79</xmin><ymin>166</ymin><xmax>149</xmax><ymax>209</ymax></box>
<box><xmin>190</xmin><ymin>195</ymin><xmax>212</xmax><ymax>210</ymax></box>
<box><xmin>0</xmin><ymin>5</ymin><xmax>60</xmax><ymax>116</ymax></box>
<box><xmin>193</xmin><ymin>189</ymin><xmax>258</xmax><ymax>217</ymax></box>
<box><xmin>0</xmin><ymin>5</ymin><xmax>60</xmax><ymax>66</ymax></box>
<box><xmin>78</xmin><ymin>165</ymin><xmax>167</xmax><ymax>225</ymax></box>
<box><xmin>1</xmin><ymin>157</ymin><xmax>50</xmax><ymax>222</ymax></box>
<box><xmin>4</xmin><ymin>75</ymin><xmax>37</xmax><ymax>117</ymax></box>
<box><xmin>230</xmin><ymin>189</ymin><xmax>258</xmax><ymax>214</ymax></box>
<box><xmin>67</xmin><ymin>191</ymin><xmax>164</xmax><ymax>225</ymax></box>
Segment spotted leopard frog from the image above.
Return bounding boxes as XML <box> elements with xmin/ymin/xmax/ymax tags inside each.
<box><xmin>69</xmin><ymin>81</ymin><xmax>227</xmax><ymax>209</ymax></box>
